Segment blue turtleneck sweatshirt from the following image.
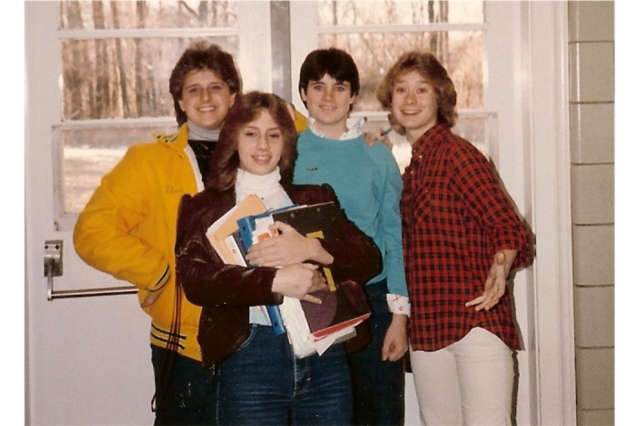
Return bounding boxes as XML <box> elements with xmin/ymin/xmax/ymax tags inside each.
<box><xmin>293</xmin><ymin>129</ymin><xmax>408</xmax><ymax>298</ymax></box>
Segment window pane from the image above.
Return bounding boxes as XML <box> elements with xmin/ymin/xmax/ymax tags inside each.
<box><xmin>59</xmin><ymin>1</ymin><xmax>237</xmax><ymax>30</ymax></box>
<box><xmin>60</xmin><ymin>36</ymin><xmax>239</xmax><ymax>121</ymax></box>
<box><xmin>453</xmin><ymin>116</ymin><xmax>487</xmax><ymax>152</ymax></box>
<box><xmin>318</xmin><ymin>0</ymin><xmax>484</xmax><ymax>26</ymax></box>
<box><xmin>362</xmin><ymin>114</ymin><xmax>489</xmax><ymax>175</ymax></box>
<box><xmin>62</xmin><ymin>124</ymin><xmax>177</xmax><ymax>213</ymax></box>
<box><xmin>319</xmin><ymin>31</ymin><xmax>484</xmax><ymax>111</ymax></box>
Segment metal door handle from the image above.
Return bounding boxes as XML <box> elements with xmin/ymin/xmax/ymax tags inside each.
<box><xmin>44</xmin><ymin>240</ymin><xmax>138</xmax><ymax>300</ymax></box>
<box><xmin>44</xmin><ymin>240</ymin><xmax>63</xmax><ymax>301</ymax></box>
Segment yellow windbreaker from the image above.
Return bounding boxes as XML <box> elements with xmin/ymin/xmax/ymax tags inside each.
<box><xmin>73</xmin><ymin>123</ymin><xmax>204</xmax><ymax>361</ymax></box>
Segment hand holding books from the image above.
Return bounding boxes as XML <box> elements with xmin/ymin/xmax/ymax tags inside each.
<box><xmin>271</xmin><ymin>263</ymin><xmax>326</xmax><ymax>305</ymax></box>
<box><xmin>245</xmin><ymin>221</ymin><xmax>334</xmax><ymax>268</ymax></box>
<box><xmin>205</xmin><ymin>194</ymin><xmax>372</xmax><ymax>358</ymax></box>
<box><xmin>235</xmin><ymin>201</ymin><xmax>372</xmax><ymax>358</ymax></box>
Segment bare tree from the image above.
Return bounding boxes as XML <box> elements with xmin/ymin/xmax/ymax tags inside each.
<box><xmin>62</xmin><ymin>1</ymin><xmax>85</xmax><ymax>120</ymax></box>
<box><xmin>331</xmin><ymin>0</ymin><xmax>338</xmax><ymax>45</ymax></box>
<box><xmin>92</xmin><ymin>1</ymin><xmax>109</xmax><ymax>118</ymax></box>
<box><xmin>179</xmin><ymin>0</ymin><xmax>199</xmax><ymax>24</ymax></box>
<box><xmin>428</xmin><ymin>0</ymin><xmax>438</xmax><ymax>53</ymax></box>
<box><xmin>439</xmin><ymin>0</ymin><xmax>450</xmax><ymax>64</ymax></box>
<box><xmin>198</xmin><ymin>1</ymin><xmax>209</xmax><ymax>25</ymax></box>
<box><xmin>110</xmin><ymin>1</ymin><xmax>130</xmax><ymax>116</ymax></box>
<box><xmin>135</xmin><ymin>1</ymin><xmax>149</xmax><ymax>117</ymax></box>
<box><xmin>212</xmin><ymin>0</ymin><xmax>218</xmax><ymax>24</ymax></box>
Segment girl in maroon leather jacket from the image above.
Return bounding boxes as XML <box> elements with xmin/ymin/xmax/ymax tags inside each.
<box><xmin>175</xmin><ymin>91</ymin><xmax>382</xmax><ymax>425</ymax></box>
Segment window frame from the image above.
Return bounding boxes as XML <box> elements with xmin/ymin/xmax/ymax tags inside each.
<box><xmin>52</xmin><ymin>1</ymin><xmax>272</xmax><ymax>230</ymax></box>
<box><xmin>289</xmin><ymin>0</ymin><xmax>496</xmax><ymax>161</ymax></box>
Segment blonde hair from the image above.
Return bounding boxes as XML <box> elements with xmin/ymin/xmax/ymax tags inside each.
<box><xmin>376</xmin><ymin>51</ymin><xmax>457</xmax><ymax>134</ymax></box>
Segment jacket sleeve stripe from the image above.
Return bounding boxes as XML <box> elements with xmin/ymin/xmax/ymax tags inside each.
<box><xmin>147</xmin><ymin>264</ymin><xmax>170</xmax><ymax>293</ymax></box>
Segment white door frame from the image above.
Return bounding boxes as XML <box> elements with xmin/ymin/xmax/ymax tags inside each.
<box><xmin>22</xmin><ymin>1</ymin><xmax>575</xmax><ymax>424</ymax></box>
<box><xmin>487</xmin><ymin>1</ymin><xmax>576</xmax><ymax>424</ymax></box>
<box><xmin>523</xmin><ymin>1</ymin><xmax>577</xmax><ymax>424</ymax></box>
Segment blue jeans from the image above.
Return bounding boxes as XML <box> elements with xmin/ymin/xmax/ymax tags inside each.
<box><xmin>347</xmin><ymin>279</ymin><xmax>405</xmax><ymax>425</ymax></box>
<box><xmin>151</xmin><ymin>345</ymin><xmax>216</xmax><ymax>425</ymax></box>
<box><xmin>216</xmin><ymin>324</ymin><xmax>352</xmax><ymax>425</ymax></box>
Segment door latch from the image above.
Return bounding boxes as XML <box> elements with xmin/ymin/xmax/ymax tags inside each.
<box><xmin>44</xmin><ymin>240</ymin><xmax>63</xmax><ymax>300</ymax></box>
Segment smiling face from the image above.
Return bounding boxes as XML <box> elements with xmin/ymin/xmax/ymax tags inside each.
<box><xmin>178</xmin><ymin>69</ymin><xmax>236</xmax><ymax>130</ymax></box>
<box><xmin>300</xmin><ymin>73</ymin><xmax>356</xmax><ymax>139</ymax></box>
<box><xmin>390</xmin><ymin>70</ymin><xmax>439</xmax><ymax>142</ymax></box>
<box><xmin>237</xmin><ymin>110</ymin><xmax>284</xmax><ymax>176</ymax></box>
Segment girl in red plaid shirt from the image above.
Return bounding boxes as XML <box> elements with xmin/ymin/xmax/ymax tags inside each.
<box><xmin>377</xmin><ymin>51</ymin><xmax>533</xmax><ymax>425</ymax></box>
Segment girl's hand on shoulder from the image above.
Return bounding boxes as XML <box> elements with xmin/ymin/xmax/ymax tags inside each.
<box><xmin>363</xmin><ymin>127</ymin><xmax>393</xmax><ymax>149</ymax></box>
<box><xmin>272</xmin><ymin>263</ymin><xmax>326</xmax><ymax>304</ymax></box>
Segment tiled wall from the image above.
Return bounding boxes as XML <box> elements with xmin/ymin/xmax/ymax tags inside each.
<box><xmin>568</xmin><ymin>2</ymin><xmax>615</xmax><ymax>425</ymax></box>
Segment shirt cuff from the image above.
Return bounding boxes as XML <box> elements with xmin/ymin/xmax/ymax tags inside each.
<box><xmin>386</xmin><ymin>294</ymin><xmax>410</xmax><ymax>316</ymax></box>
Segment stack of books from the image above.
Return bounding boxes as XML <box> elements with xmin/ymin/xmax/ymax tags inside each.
<box><xmin>206</xmin><ymin>194</ymin><xmax>371</xmax><ymax>358</ymax></box>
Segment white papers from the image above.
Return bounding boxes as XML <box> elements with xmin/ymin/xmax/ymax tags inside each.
<box><xmin>279</xmin><ymin>296</ymin><xmax>361</xmax><ymax>358</ymax></box>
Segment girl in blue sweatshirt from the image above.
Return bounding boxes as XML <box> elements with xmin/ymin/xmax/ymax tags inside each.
<box><xmin>293</xmin><ymin>48</ymin><xmax>409</xmax><ymax>426</ymax></box>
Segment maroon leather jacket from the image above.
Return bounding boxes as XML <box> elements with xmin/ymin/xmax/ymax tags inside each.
<box><xmin>175</xmin><ymin>182</ymin><xmax>382</xmax><ymax>368</ymax></box>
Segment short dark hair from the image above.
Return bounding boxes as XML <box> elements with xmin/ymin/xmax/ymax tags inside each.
<box><xmin>298</xmin><ymin>48</ymin><xmax>360</xmax><ymax>110</ymax></box>
<box><xmin>207</xmin><ymin>92</ymin><xmax>298</xmax><ymax>192</ymax></box>
<box><xmin>376</xmin><ymin>51</ymin><xmax>457</xmax><ymax>132</ymax></box>
<box><xmin>169</xmin><ymin>41</ymin><xmax>242</xmax><ymax>126</ymax></box>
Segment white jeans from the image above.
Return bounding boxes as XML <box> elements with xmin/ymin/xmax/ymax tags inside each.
<box><xmin>409</xmin><ymin>327</ymin><xmax>515</xmax><ymax>425</ymax></box>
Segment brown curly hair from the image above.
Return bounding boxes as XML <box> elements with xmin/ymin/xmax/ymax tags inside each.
<box><xmin>169</xmin><ymin>41</ymin><xmax>242</xmax><ymax>126</ymax></box>
<box><xmin>376</xmin><ymin>51</ymin><xmax>457</xmax><ymax>134</ymax></box>
<box><xmin>206</xmin><ymin>91</ymin><xmax>298</xmax><ymax>192</ymax></box>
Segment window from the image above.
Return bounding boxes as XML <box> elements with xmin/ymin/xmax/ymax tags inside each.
<box><xmin>290</xmin><ymin>0</ymin><xmax>492</xmax><ymax>162</ymax></box>
<box><xmin>55</xmin><ymin>1</ymin><xmax>241</xmax><ymax>229</ymax></box>
<box><xmin>59</xmin><ymin>1</ymin><xmax>239</xmax><ymax>121</ymax></box>
<box><xmin>55</xmin><ymin>0</ymin><xmax>490</xmax><ymax>230</ymax></box>
<box><xmin>317</xmin><ymin>0</ymin><xmax>484</xmax><ymax>112</ymax></box>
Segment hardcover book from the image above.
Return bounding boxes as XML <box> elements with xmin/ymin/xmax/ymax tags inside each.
<box><xmin>236</xmin><ymin>202</ymin><xmax>371</xmax><ymax>358</ymax></box>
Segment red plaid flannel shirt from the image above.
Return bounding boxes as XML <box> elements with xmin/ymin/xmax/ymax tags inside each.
<box><xmin>401</xmin><ymin>124</ymin><xmax>532</xmax><ymax>351</ymax></box>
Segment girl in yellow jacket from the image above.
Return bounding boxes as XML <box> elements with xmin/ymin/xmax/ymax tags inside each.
<box><xmin>73</xmin><ymin>41</ymin><xmax>240</xmax><ymax>425</ymax></box>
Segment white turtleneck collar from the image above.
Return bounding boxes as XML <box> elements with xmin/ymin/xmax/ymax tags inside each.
<box><xmin>235</xmin><ymin>167</ymin><xmax>292</xmax><ymax>210</ymax></box>
<box><xmin>187</xmin><ymin>119</ymin><xmax>220</xmax><ymax>142</ymax></box>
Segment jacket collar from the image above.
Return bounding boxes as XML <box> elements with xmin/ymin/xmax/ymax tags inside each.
<box><xmin>153</xmin><ymin>122</ymin><xmax>190</xmax><ymax>151</ymax></box>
